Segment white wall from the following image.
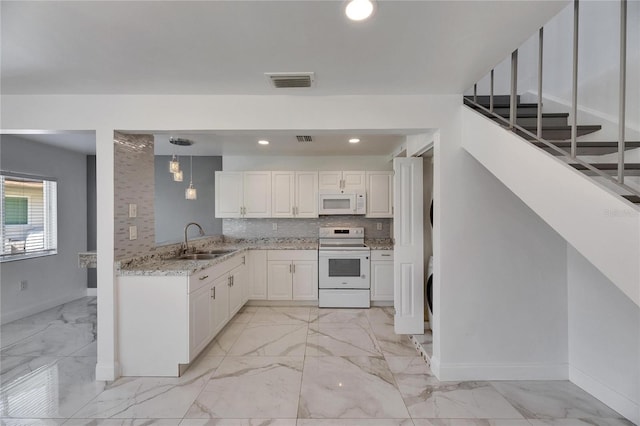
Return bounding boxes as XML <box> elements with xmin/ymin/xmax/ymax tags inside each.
<box><xmin>1</xmin><ymin>135</ymin><xmax>88</xmax><ymax>323</ymax></box>
<box><xmin>462</xmin><ymin>107</ymin><xmax>640</xmax><ymax>308</ymax></box>
<box><xmin>223</xmin><ymin>155</ymin><xmax>392</xmax><ymax>171</ymax></box>
<box><xmin>432</xmin><ymin>110</ymin><xmax>570</xmax><ymax>380</ymax></box>
<box><xmin>568</xmin><ymin>245</ymin><xmax>640</xmax><ymax>424</ymax></box>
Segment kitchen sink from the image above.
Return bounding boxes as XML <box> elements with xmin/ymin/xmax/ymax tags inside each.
<box><xmin>175</xmin><ymin>253</ymin><xmax>220</xmax><ymax>260</ymax></box>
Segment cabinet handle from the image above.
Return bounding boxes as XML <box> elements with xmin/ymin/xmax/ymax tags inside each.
<box><xmin>381</xmin><ymin>254</ymin><xmax>391</xmax><ymax>257</ymax></box>
<box><xmin>199</xmin><ymin>275</ymin><xmax>209</xmax><ymax>281</ymax></box>
<box><xmin>242</xmin><ymin>255</ymin><xmax>246</xmax><ymax>265</ymax></box>
<box><xmin>289</xmin><ymin>264</ymin><xmax>292</xmax><ymax>273</ymax></box>
<box><xmin>211</xmin><ymin>287</ymin><xmax>215</xmax><ymax>299</ymax></box>
<box><xmin>228</xmin><ymin>276</ymin><xmax>231</xmax><ymax>287</ymax></box>
<box><xmin>231</xmin><ymin>275</ymin><xmax>234</xmax><ymax>286</ymax></box>
<box><xmin>292</xmin><ymin>264</ymin><xmax>296</xmax><ymax>273</ymax></box>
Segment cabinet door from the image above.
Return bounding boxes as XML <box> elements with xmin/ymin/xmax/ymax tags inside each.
<box><xmin>211</xmin><ymin>275</ymin><xmax>230</xmax><ymax>335</ymax></box>
<box><xmin>371</xmin><ymin>261</ymin><xmax>394</xmax><ymax>301</ymax></box>
<box><xmin>271</xmin><ymin>171</ymin><xmax>295</xmax><ymax>218</ymax></box>
<box><xmin>366</xmin><ymin>171</ymin><xmax>393</xmax><ymax>218</ymax></box>
<box><xmin>189</xmin><ymin>284</ymin><xmax>213</xmax><ymax>358</ymax></box>
<box><xmin>267</xmin><ymin>261</ymin><xmax>293</xmax><ymax>300</ymax></box>
<box><xmin>342</xmin><ymin>171</ymin><xmax>366</xmax><ymax>192</ymax></box>
<box><xmin>295</xmin><ymin>172</ymin><xmax>318</xmax><ymax>218</ymax></box>
<box><xmin>292</xmin><ymin>260</ymin><xmax>318</xmax><ymax>300</ymax></box>
<box><xmin>244</xmin><ymin>171</ymin><xmax>272</xmax><ymax>217</ymax></box>
<box><xmin>215</xmin><ymin>172</ymin><xmax>244</xmax><ymax>218</ymax></box>
<box><xmin>229</xmin><ymin>264</ymin><xmax>247</xmax><ymax>317</ymax></box>
<box><xmin>318</xmin><ymin>171</ymin><xmax>342</xmax><ymax>192</ymax></box>
<box><xmin>250</xmin><ymin>250</ymin><xmax>268</xmax><ymax>300</ymax></box>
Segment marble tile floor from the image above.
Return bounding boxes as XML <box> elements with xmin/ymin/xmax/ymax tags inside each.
<box><xmin>0</xmin><ymin>298</ymin><xmax>633</xmax><ymax>426</ymax></box>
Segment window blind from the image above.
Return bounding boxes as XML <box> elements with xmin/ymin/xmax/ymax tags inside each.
<box><xmin>0</xmin><ymin>172</ymin><xmax>58</xmax><ymax>260</ymax></box>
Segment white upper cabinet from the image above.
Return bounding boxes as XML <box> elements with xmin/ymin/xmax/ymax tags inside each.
<box><xmin>215</xmin><ymin>172</ymin><xmax>243</xmax><ymax>218</ymax></box>
<box><xmin>215</xmin><ymin>171</ymin><xmax>271</xmax><ymax>218</ymax></box>
<box><xmin>318</xmin><ymin>171</ymin><xmax>365</xmax><ymax>193</ymax></box>
<box><xmin>243</xmin><ymin>171</ymin><xmax>272</xmax><ymax>217</ymax></box>
<box><xmin>366</xmin><ymin>171</ymin><xmax>394</xmax><ymax>218</ymax></box>
<box><xmin>272</xmin><ymin>171</ymin><xmax>318</xmax><ymax>218</ymax></box>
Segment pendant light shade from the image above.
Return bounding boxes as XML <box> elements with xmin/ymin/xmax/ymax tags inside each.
<box><xmin>169</xmin><ymin>155</ymin><xmax>180</xmax><ymax>173</ymax></box>
<box><xmin>173</xmin><ymin>169</ymin><xmax>183</xmax><ymax>182</ymax></box>
<box><xmin>185</xmin><ymin>156</ymin><xmax>197</xmax><ymax>200</ymax></box>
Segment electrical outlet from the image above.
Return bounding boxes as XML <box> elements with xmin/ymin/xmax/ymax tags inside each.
<box><xmin>19</xmin><ymin>280</ymin><xmax>27</xmax><ymax>291</ymax></box>
<box><xmin>128</xmin><ymin>203</ymin><xmax>137</xmax><ymax>218</ymax></box>
<box><xmin>129</xmin><ymin>225</ymin><xmax>137</xmax><ymax>240</ymax></box>
<box><xmin>272</xmin><ymin>223</ymin><xmax>277</xmax><ymax>231</ymax></box>
<box><xmin>376</xmin><ymin>222</ymin><xmax>383</xmax><ymax>231</ymax></box>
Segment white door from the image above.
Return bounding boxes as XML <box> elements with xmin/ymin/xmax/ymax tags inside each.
<box><xmin>244</xmin><ymin>171</ymin><xmax>272</xmax><ymax>217</ymax></box>
<box><xmin>211</xmin><ymin>274</ymin><xmax>230</xmax><ymax>335</ymax></box>
<box><xmin>393</xmin><ymin>158</ymin><xmax>424</xmax><ymax>334</ymax></box>
<box><xmin>267</xmin><ymin>261</ymin><xmax>293</xmax><ymax>300</ymax></box>
<box><xmin>249</xmin><ymin>250</ymin><xmax>268</xmax><ymax>300</ymax></box>
<box><xmin>295</xmin><ymin>172</ymin><xmax>318</xmax><ymax>217</ymax></box>
<box><xmin>318</xmin><ymin>171</ymin><xmax>342</xmax><ymax>192</ymax></box>
<box><xmin>189</xmin><ymin>284</ymin><xmax>213</xmax><ymax>358</ymax></box>
<box><xmin>292</xmin><ymin>260</ymin><xmax>318</xmax><ymax>300</ymax></box>
<box><xmin>371</xmin><ymin>261</ymin><xmax>394</xmax><ymax>301</ymax></box>
<box><xmin>366</xmin><ymin>171</ymin><xmax>393</xmax><ymax>218</ymax></box>
<box><xmin>271</xmin><ymin>171</ymin><xmax>295</xmax><ymax>218</ymax></box>
<box><xmin>229</xmin><ymin>266</ymin><xmax>245</xmax><ymax>316</ymax></box>
<box><xmin>215</xmin><ymin>172</ymin><xmax>243</xmax><ymax>218</ymax></box>
<box><xmin>342</xmin><ymin>171</ymin><xmax>366</xmax><ymax>192</ymax></box>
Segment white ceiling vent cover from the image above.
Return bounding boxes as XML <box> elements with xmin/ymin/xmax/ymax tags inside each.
<box><xmin>296</xmin><ymin>135</ymin><xmax>313</xmax><ymax>142</ymax></box>
<box><xmin>265</xmin><ymin>72</ymin><xmax>315</xmax><ymax>89</ymax></box>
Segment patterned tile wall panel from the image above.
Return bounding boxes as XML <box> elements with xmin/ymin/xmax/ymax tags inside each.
<box><xmin>114</xmin><ymin>132</ymin><xmax>156</xmax><ymax>259</ymax></box>
<box><xmin>223</xmin><ymin>217</ymin><xmax>392</xmax><ymax>239</ymax></box>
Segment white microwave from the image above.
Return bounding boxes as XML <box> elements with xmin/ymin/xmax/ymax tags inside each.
<box><xmin>318</xmin><ymin>192</ymin><xmax>366</xmax><ymax>215</ymax></box>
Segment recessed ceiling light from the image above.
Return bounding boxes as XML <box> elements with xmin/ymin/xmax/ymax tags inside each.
<box><xmin>345</xmin><ymin>0</ymin><xmax>374</xmax><ymax>21</ymax></box>
<box><xmin>258</xmin><ymin>140</ymin><xmax>269</xmax><ymax>145</ymax></box>
<box><xmin>349</xmin><ymin>138</ymin><xmax>360</xmax><ymax>144</ymax></box>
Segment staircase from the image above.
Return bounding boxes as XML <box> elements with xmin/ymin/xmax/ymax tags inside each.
<box><xmin>464</xmin><ymin>95</ymin><xmax>640</xmax><ymax>205</ymax></box>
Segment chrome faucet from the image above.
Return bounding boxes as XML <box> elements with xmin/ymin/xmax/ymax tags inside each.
<box><xmin>183</xmin><ymin>222</ymin><xmax>205</xmax><ymax>254</ymax></box>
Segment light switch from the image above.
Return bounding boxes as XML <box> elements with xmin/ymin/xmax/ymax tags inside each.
<box><xmin>376</xmin><ymin>223</ymin><xmax>382</xmax><ymax>230</ymax></box>
<box><xmin>272</xmin><ymin>223</ymin><xmax>278</xmax><ymax>231</ymax></box>
<box><xmin>129</xmin><ymin>203</ymin><xmax>137</xmax><ymax>218</ymax></box>
<box><xmin>129</xmin><ymin>226</ymin><xmax>137</xmax><ymax>240</ymax></box>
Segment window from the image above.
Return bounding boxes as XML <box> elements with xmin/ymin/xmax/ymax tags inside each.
<box><xmin>1</xmin><ymin>172</ymin><xmax>57</xmax><ymax>261</ymax></box>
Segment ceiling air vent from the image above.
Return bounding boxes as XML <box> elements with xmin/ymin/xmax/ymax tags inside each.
<box><xmin>265</xmin><ymin>72</ymin><xmax>315</xmax><ymax>89</ymax></box>
<box><xmin>296</xmin><ymin>135</ymin><xmax>313</xmax><ymax>143</ymax></box>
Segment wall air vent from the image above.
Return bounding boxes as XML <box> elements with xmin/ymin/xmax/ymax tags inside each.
<box><xmin>265</xmin><ymin>72</ymin><xmax>315</xmax><ymax>89</ymax></box>
<box><xmin>296</xmin><ymin>135</ymin><xmax>313</xmax><ymax>143</ymax></box>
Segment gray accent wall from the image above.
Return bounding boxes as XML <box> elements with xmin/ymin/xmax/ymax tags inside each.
<box><xmin>154</xmin><ymin>155</ymin><xmax>222</xmax><ymax>244</ymax></box>
<box><xmin>1</xmin><ymin>135</ymin><xmax>88</xmax><ymax>323</ymax></box>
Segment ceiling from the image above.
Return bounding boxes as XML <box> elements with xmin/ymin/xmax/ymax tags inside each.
<box><xmin>1</xmin><ymin>0</ymin><xmax>568</xmax><ymax>157</ymax></box>
<box><xmin>1</xmin><ymin>0</ymin><xmax>568</xmax><ymax>95</ymax></box>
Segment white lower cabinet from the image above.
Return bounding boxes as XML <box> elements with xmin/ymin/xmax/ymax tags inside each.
<box><xmin>249</xmin><ymin>250</ymin><xmax>268</xmax><ymax>299</ymax></box>
<box><xmin>267</xmin><ymin>250</ymin><xmax>318</xmax><ymax>301</ymax></box>
<box><xmin>118</xmin><ymin>251</ymin><xmax>248</xmax><ymax>377</ymax></box>
<box><xmin>371</xmin><ymin>250</ymin><xmax>394</xmax><ymax>301</ymax></box>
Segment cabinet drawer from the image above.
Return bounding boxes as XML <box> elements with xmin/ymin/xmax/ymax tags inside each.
<box><xmin>267</xmin><ymin>250</ymin><xmax>318</xmax><ymax>261</ymax></box>
<box><xmin>189</xmin><ymin>267</ymin><xmax>216</xmax><ymax>293</ymax></box>
<box><xmin>371</xmin><ymin>250</ymin><xmax>394</xmax><ymax>261</ymax></box>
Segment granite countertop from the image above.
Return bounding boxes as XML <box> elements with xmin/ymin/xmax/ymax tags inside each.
<box><xmin>117</xmin><ymin>238</ymin><xmax>319</xmax><ymax>277</ymax></box>
<box><xmin>78</xmin><ymin>251</ymin><xmax>97</xmax><ymax>268</ymax></box>
<box><xmin>366</xmin><ymin>239</ymin><xmax>394</xmax><ymax>250</ymax></box>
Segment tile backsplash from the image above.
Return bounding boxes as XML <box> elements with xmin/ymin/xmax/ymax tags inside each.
<box><xmin>223</xmin><ymin>217</ymin><xmax>392</xmax><ymax>239</ymax></box>
<box><xmin>114</xmin><ymin>132</ymin><xmax>155</xmax><ymax>260</ymax></box>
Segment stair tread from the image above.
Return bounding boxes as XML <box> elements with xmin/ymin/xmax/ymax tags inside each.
<box><xmin>515</xmin><ymin>124</ymin><xmax>602</xmax><ymax>131</ymax></box>
<box><xmin>535</xmin><ymin>141</ymin><xmax>640</xmax><ymax>147</ymax></box>
<box><xmin>622</xmin><ymin>195</ymin><xmax>640</xmax><ymax>204</ymax></box>
<box><xmin>488</xmin><ymin>112</ymin><xmax>568</xmax><ymax>118</ymax></box>
<box><xmin>571</xmin><ymin>163</ymin><xmax>640</xmax><ymax>170</ymax></box>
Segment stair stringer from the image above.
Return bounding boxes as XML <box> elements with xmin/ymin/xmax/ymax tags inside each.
<box><xmin>461</xmin><ymin>106</ymin><xmax>640</xmax><ymax>308</ymax></box>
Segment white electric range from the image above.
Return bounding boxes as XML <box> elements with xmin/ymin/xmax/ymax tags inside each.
<box><xmin>318</xmin><ymin>227</ymin><xmax>371</xmax><ymax>308</ymax></box>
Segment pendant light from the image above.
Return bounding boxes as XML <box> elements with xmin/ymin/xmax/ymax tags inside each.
<box><xmin>173</xmin><ymin>169</ymin><xmax>183</xmax><ymax>182</ymax></box>
<box><xmin>169</xmin><ymin>154</ymin><xmax>180</xmax><ymax>174</ymax></box>
<box><xmin>185</xmin><ymin>155</ymin><xmax>197</xmax><ymax>200</ymax></box>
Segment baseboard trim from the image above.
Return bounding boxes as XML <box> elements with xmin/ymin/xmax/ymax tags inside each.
<box><xmin>570</xmin><ymin>365</ymin><xmax>639</xmax><ymax>425</ymax></box>
<box><xmin>434</xmin><ymin>361</ymin><xmax>569</xmax><ymax>381</ymax></box>
<box><xmin>86</xmin><ymin>288</ymin><xmax>97</xmax><ymax>297</ymax></box>
<box><xmin>96</xmin><ymin>361</ymin><xmax>120</xmax><ymax>381</ymax></box>
<box><xmin>1</xmin><ymin>291</ymin><xmax>88</xmax><ymax>324</ymax></box>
